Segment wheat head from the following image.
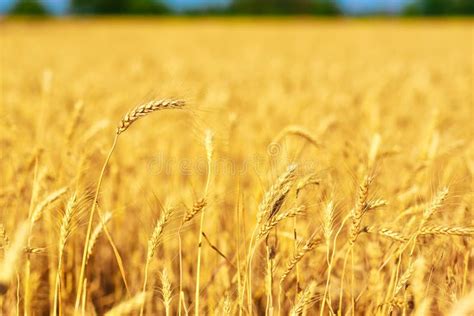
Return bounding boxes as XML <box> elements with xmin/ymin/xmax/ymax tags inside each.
<box><xmin>117</xmin><ymin>99</ymin><xmax>185</xmax><ymax>134</ymax></box>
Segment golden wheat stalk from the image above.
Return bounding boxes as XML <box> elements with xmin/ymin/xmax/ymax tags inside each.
<box><xmin>58</xmin><ymin>193</ymin><xmax>78</xmax><ymax>256</ymax></box>
<box><xmin>178</xmin><ymin>198</ymin><xmax>206</xmax><ymax>316</ymax></box>
<box><xmin>248</xmin><ymin>164</ymin><xmax>299</xmax><ymax>313</ymax></box>
<box><xmin>404</xmin><ymin>187</ymin><xmax>450</xmax><ymax>261</ymax></box>
<box><xmin>394</xmin><ymin>263</ymin><xmax>415</xmax><ymax>296</ymax></box>
<box><xmin>349</xmin><ymin>175</ymin><xmax>372</xmax><ymax>244</ymax></box>
<box><xmin>86</xmin><ymin>212</ymin><xmax>113</xmax><ymax>263</ymax></box>
<box><xmin>364</xmin><ymin>226</ymin><xmax>408</xmax><ymax>243</ymax></box>
<box><xmin>161</xmin><ymin>268</ymin><xmax>172</xmax><ymax>316</ymax></box>
<box><xmin>290</xmin><ymin>281</ymin><xmax>318</xmax><ymax>316</ymax></box>
<box><xmin>280</xmin><ymin>234</ymin><xmax>321</xmax><ymax>285</ymax></box>
<box><xmin>117</xmin><ymin>99</ymin><xmax>185</xmax><ymax>134</ymax></box>
<box><xmin>366</xmin><ymin>198</ymin><xmax>388</xmax><ymax>212</ymax></box>
<box><xmin>419</xmin><ymin>226</ymin><xmax>474</xmax><ymax>236</ymax></box>
<box><xmin>257</xmin><ymin>164</ymin><xmax>298</xmax><ymax>225</ymax></box>
<box><xmin>423</xmin><ymin>187</ymin><xmax>449</xmax><ymax>221</ymax></box>
<box><xmin>140</xmin><ymin>207</ymin><xmax>174</xmax><ymax>316</ymax></box>
<box><xmin>182</xmin><ymin>198</ymin><xmax>207</xmax><ymax>224</ymax></box>
<box><xmin>322</xmin><ymin>200</ymin><xmax>335</xmax><ymax>249</ymax></box>
<box><xmin>195</xmin><ymin>129</ymin><xmax>214</xmax><ymax>316</ymax></box>
<box><xmin>75</xmin><ymin>98</ymin><xmax>185</xmax><ymax>312</ymax></box>
<box><xmin>148</xmin><ymin>208</ymin><xmax>174</xmax><ymax>262</ymax></box>
<box><xmin>54</xmin><ymin>192</ymin><xmax>86</xmax><ymax>316</ymax></box>
<box><xmin>178</xmin><ymin>130</ymin><xmax>212</xmax><ymax>315</ymax></box>
<box><xmin>257</xmin><ymin>205</ymin><xmax>305</xmax><ymax>241</ymax></box>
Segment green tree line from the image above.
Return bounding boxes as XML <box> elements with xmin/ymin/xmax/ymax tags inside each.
<box><xmin>8</xmin><ymin>0</ymin><xmax>474</xmax><ymax>16</ymax></box>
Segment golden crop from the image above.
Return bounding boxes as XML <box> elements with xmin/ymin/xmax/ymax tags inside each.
<box><xmin>0</xmin><ymin>19</ymin><xmax>473</xmax><ymax>315</ymax></box>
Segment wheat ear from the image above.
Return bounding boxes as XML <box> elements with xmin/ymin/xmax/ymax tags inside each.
<box><xmin>140</xmin><ymin>207</ymin><xmax>174</xmax><ymax>316</ymax></box>
<box><xmin>323</xmin><ymin>201</ymin><xmax>335</xmax><ymax>251</ymax></box>
<box><xmin>161</xmin><ymin>268</ymin><xmax>172</xmax><ymax>316</ymax></box>
<box><xmin>247</xmin><ymin>164</ymin><xmax>298</xmax><ymax>313</ymax></box>
<box><xmin>54</xmin><ymin>192</ymin><xmax>89</xmax><ymax>316</ymax></box>
<box><xmin>290</xmin><ymin>281</ymin><xmax>318</xmax><ymax>316</ymax></box>
<box><xmin>117</xmin><ymin>99</ymin><xmax>185</xmax><ymax>134</ymax></box>
<box><xmin>423</xmin><ymin>187</ymin><xmax>449</xmax><ymax>221</ymax></box>
<box><xmin>394</xmin><ymin>263</ymin><xmax>415</xmax><ymax>296</ymax></box>
<box><xmin>364</xmin><ymin>226</ymin><xmax>408</xmax><ymax>243</ymax></box>
<box><xmin>278</xmin><ymin>231</ymin><xmax>319</xmax><ymax>313</ymax></box>
<box><xmin>280</xmin><ymin>234</ymin><xmax>321</xmax><ymax>285</ymax></box>
<box><xmin>419</xmin><ymin>226</ymin><xmax>474</xmax><ymax>236</ymax></box>
<box><xmin>406</xmin><ymin>187</ymin><xmax>449</xmax><ymax>259</ymax></box>
<box><xmin>349</xmin><ymin>175</ymin><xmax>372</xmax><ymax>244</ymax></box>
<box><xmin>75</xmin><ymin>99</ymin><xmax>185</xmax><ymax>312</ymax></box>
<box><xmin>257</xmin><ymin>164</ymin><xmax>298</xmax><ymax>225</ymax></box>
<box><xmin>183</xmin><ymin>198</ymin><xmax>207</xmax><ymax>224</ymax></box>
<box><xmin>257</xmin><ymin>206</ymin><xmax>305</xmax><ymax>241</ymax></box>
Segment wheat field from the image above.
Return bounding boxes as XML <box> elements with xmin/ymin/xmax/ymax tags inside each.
<box><xmin>0</xmin><ymin>19</ymin><xmax>473</xmax><ymax>315</ymax></box>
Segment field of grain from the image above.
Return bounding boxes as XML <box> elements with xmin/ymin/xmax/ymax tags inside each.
<box><xmin>0</xmin><ymin>19</ymin><xmax>473</xmax><ymax>315</ymax></box>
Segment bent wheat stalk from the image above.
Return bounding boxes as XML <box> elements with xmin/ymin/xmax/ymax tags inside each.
<box><xmin>273</xmin><ymin>125</ymin><xmax>321</xmax><ymax>149</ymax></box>
<box><xmin>74</xmin><ymin>99</ymin><xmax>185</xmax><ymax>314</ymax></box>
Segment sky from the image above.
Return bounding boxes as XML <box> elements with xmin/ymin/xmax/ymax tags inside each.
<box><xmin>0</xmin><ymin>0</ymin><xmax>412</xmax><ymax>15</ymax></box>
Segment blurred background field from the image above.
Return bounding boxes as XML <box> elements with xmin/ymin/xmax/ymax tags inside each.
<box><xmin>0</xmin><ymin>3</ymin><xmax>473</xmax><ymax>316</ymax></box>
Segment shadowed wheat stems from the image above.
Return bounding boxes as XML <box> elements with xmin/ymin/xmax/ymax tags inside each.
<box><xmin>74</xmin><ymin>99</ymin><xmax>185</xmax><ymax>314</ymax></box>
